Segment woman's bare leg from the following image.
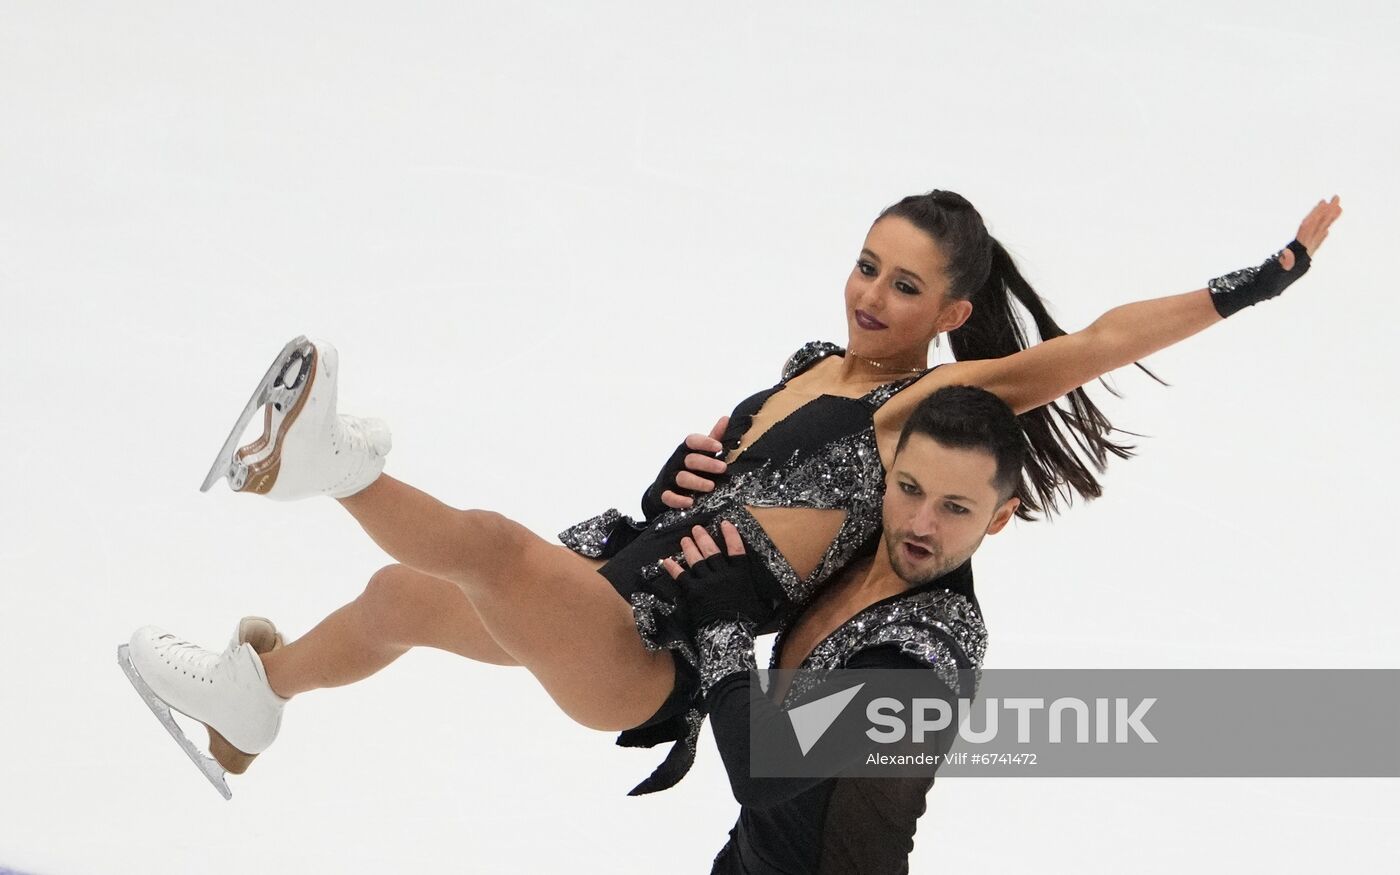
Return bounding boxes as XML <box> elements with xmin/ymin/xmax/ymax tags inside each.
<box><xmin>334</xmin><ymin>474</ymin><xmax>675</xmax><ymax>731</ymax></box>
<box><xmin>259</xmin><ymin>564</ymin><xmax>521</xmax><ymax>699</ymax></box>
<box><xmin>331</xmin><ymin>474</ymin><xmax>515</xmax><ymax>584</ymax></box>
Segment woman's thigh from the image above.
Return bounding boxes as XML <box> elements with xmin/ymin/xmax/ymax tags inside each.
<box><xmin>455</xmin><ymin>517</ymin><xmax>675</xmax><ymax>733</ymax></box>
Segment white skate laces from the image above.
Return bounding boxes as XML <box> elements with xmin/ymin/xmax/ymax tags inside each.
<box><xmin>133</xmin><ymin>626</ymin><xmax>288</xmax><ymax>752</ymax></box>
<box><xmin>200</xmin><ymin>335</ymin><xmax>392</xmax><ymax>501</ymax></box>
<box><xmin>321</xmin><ymin>413</ymin><xmax>394</xmax><ymax>499</ymax></box>
<box><xmin>117</xmin><ymin>619</ymin><xmax>290</xmax><ymax>799</ymax></box>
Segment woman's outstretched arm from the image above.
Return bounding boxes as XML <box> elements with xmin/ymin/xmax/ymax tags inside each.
<box><xmin>931</xmin><ymin>196</ymin><xmax>1342</xmax><ymax>416</ymax></box>
<box><xmin>952</xmin><ymin>287</ymin><xmax>1220</xmax><ymax>415</ymax></box>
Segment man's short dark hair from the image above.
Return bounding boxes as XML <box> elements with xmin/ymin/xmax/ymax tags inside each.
<box><xmin>895</xmin><ymin>385</ymin><xmax>1027</xmax><ymax>502</ymax></box>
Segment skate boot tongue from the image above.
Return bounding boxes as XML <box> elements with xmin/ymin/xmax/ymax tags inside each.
<box><xmin>236</xmin><ymin>616</ymin><xmax>284</xmax><ymax>654</ymax></box>
<box><xmin>322</xmin><ymin>414</ymin><xmax>392</xmax><ymax>499</ymax></box>
<box><xmin>340</xmin><ymin>415</ymin><xmax>392</xmax><ymax>458</ymax></box>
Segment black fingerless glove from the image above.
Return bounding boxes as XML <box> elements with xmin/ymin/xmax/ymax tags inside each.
<box><xmin>1207</xmin><ymin>239</ymin><xmax>1312</xmax><ymax>318</ymax></box>
<box><xmin>641</xmin><ymin>442</ymin><xmax>715</xmax><ymax>521</ymax></box>
<box><xmin>674</xmin><ymin>551</ymin><xmax>781</xmax><ymax>631</ymax></box>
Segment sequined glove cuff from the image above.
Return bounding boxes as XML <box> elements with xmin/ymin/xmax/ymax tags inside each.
<box><xmin>558</xmin><ymin>508</ymin><xmax>646</xmax><ymax>559</ymax></box>
<box><xmin>1207</xmin><ymin>239</ymin><xmax>1312</xmax><ymax>318</ymax></box>
<box><xmin>697</xmin><ymin>619</ymin><xmax>758</xmax><ymax>698</ymax></box>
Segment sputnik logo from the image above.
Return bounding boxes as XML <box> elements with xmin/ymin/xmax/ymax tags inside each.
<box><xmin>786</xmin><ymin>683</ymin><xmax>866</xmax><ymax>756</ymax></box>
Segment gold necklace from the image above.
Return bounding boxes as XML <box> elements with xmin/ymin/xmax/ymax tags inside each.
<box><xmin>847</xmin><ymin>350</ymin><xmax>926</xmax><ymax>375</ymax></box>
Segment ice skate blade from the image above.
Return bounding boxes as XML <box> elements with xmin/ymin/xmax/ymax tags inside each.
<box><xmin>116</xmin><ymin>644</ymin><xmax>233</xmax><ymax>800</ymax></box>
<box><xmin>199</xmin><ymin>335</ymin><xmax>315</xmax><ymax>494</ymax></box>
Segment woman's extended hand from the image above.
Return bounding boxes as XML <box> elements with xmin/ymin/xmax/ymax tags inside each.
<box><xmin>657</xmin><ymin>416</ymin><xmax>731</xmax><ymax>511</ymax></box>
<box><xmin>1283</xmin><ymin>195</ymin><xmax>1343</xmax><ymax>268</ymax></box>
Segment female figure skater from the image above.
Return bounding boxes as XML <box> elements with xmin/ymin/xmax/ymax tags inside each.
<box><xmin>117</xmin><ymin>190</ymin><xmax>1342</xmax><ymax>799</ymax></box>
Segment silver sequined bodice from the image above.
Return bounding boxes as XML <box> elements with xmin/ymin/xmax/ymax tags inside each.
<box><xmin>635</xmin><ymin>342</ymin><xmax>924</xmax><ymax>614</ymax></box>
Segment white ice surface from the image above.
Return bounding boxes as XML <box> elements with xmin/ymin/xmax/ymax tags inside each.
<box><xmin>0</xmin><ymin>2</ymin><xmax>1396</xmax><ymax>873</ymax></box>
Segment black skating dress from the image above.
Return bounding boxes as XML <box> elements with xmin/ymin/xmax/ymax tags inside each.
<box><xmin>559</xmin><ymin>341</ymin><xmax>941</xmax><ymax>794</ymax></box>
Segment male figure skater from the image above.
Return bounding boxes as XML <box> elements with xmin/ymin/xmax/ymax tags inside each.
<box><xmin>661</xmin><ymin>384</ymin><xmax>1018</xmax><ymax>873</ymax></box>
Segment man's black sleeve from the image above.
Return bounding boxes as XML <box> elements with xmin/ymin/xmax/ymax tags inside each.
<box><xmin>705</xmin><ymin>644</ymin><xmax>959</xmax><ymax>809</ymax></box>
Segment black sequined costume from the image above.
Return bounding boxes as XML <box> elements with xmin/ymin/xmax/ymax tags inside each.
<box><xmin>706</xmin><ymin>560</ymin><xmax>986</xmax><ymax>874</ymax></box>
<box><xmin>559</xmin><ymin>341</ymin><xmax>939</xmax><ymax>794</ymax></box>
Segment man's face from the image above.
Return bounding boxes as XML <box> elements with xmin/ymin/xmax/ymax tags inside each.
<box><xmin>882</xmin><ymin>433</ymin><xmax>1020</xmax><ymax>586</ymax></box>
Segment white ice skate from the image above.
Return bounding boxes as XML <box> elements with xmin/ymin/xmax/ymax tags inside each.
<box><xmin>117</xmin><ymin>617</ymin><xmax>289</xmax><ymax>799</ymax></box>
<box><xmin>199</xmin><ymin>335</ymin><xmax>392</xmax><ymax>500</ymax></box>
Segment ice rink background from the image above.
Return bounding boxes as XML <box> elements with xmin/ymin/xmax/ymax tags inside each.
<box><xmin>1</xmin><ymin>2</ymin><xmax>1396</xmax><ymax>872</ymax></box>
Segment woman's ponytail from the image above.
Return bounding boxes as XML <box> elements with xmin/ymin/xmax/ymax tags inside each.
<box><xmin>882</xmin><ymin>191</ymin><xmax>1163</xmax><ymax>520</ymax></box>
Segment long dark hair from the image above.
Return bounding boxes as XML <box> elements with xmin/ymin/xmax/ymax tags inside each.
<box><xmin>878</xmin><ymin>189</ymin><xmax>1163</xmax><ymax>520</ymax></box>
